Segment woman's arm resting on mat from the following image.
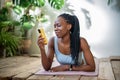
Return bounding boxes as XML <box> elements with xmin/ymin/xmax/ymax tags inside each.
<box><xmin>72</xmin><ymin>38</ymin><xmax>95</xmax><ymax>71</ymax></box>
<box><xmin>50</xmin><ymin>65</ymin><xmax>69</xmax><ymax>72</ymax></box>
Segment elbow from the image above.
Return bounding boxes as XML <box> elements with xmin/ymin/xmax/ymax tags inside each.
<box><xmin>90</xmin><ymin>65</ymin><xmax>95</xmax><ymax>72</ymax></box>
<box><xmin>91</xmin><ymin>67</ymin><xmax>95</xmax><ymax>72</ymax></box>
<box><xmin>44</xmin><ymin>68</ymin><xmax>50</xmax><ymax>71</ymax></box>
<box><xmin>44</xmin><ymin>67</ymin><xmax>50</xmax><ymax>71</ymax></box>
<box><xmin>44</xmin><ymin>69</ymin><xmax>49</xmax><ymax>71</ymax></box>
<box><xmin>42</xmin><ymin>62</ymin><xmax>51</xmax><ymax>71</ymax></box>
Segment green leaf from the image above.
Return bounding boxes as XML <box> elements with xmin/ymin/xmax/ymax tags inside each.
<box><xmin>48</xmin><ymin>0</ymin><xmax>64</xmax><ymax>10</ymax></box>
<box><xmin>22</xmin><ymin>22</ymin><xmax>33</xmax><ymax>30</ymax></box>
<box><xmin>38</xmin><ymin>0</ymin><xmax>45</xmax><ymax>7</ymax></box>
<box><xmin>6</xmin><ymin>2</ymin><xmax>13</xmax><ymax>7</ymax></box>
<box><xmin>19</xmin><ymin>0</ymin><xmax>30</xmax><ymax>8</ymax></box>
<box><xmin>13</xmin><ymin>6</ymin><xmax>22</xmax><ymax>15</ymax></box>
<box><xmin>0</xmin><ymin>32</ymin><xmax>20</xmax><ymax>57</ymax></box>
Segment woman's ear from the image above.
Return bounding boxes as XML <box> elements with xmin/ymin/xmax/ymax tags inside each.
<box><xmin>67</xmin><ymin>24</ymin><xmax>72</xmax><ymax>30</ymax></box>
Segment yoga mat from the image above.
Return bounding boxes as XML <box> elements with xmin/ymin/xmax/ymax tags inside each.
<box><xmin>35</xmin><ymin>59</ymin><xmax>99</xmax><ymax>76</ymax></box>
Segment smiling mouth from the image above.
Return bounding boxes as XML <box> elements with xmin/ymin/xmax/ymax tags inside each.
<box><xmin>55</xmin><ymin>31</ymin><xmax>59</xmax><ymax>33</ymax></box>
<box><xmin>55</xmin><ymin>31</ymin><xmax>61</xmax><ymax>36</ymax></box>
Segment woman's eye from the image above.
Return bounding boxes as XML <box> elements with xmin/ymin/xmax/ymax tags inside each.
<box><xmin>54</xmin><ymin>23</ymin><xmax>61</xmax><ymax>28</ymax></box>
<box><xmin>57</xmin><ymin>25</ymin><xmax>61</xmax><ymax>27</ymax></box>
<box><xmin>57</xmin><ymin>24</ymin><xmax>61</xmax><ymax>27</ymax></box>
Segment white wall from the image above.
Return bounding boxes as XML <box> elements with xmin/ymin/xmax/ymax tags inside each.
<box><xmin>73</xmin><ymin>0</ymin><xmax>120</xmax><ymax>58</ymax></box>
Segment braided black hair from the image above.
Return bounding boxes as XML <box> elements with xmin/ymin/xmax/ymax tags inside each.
<box><xmin>58</xmin><ymin>13</ymin><xmax>80</xmax><ymax>65</ymax></box>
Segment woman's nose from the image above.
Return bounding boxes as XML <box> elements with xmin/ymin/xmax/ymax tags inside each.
<box><xmin>54</xmin><ymin>26</ymin><xmax>58</xmax><ymax>30</ymax></box>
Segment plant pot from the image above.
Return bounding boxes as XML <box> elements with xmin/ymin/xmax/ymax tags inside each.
<box><xmin>21</xmin><ymin>39</ymin><xmax>32</xmax><ymax>54</ymax></box>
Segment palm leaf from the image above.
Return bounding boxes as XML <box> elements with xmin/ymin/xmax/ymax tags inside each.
<box><xmin>48</xmin><ymin>0</ymin><xmax>64</xmax><ymax>9</ymax></box>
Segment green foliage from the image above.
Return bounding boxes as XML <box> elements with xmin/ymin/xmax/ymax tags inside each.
<box><xmin>48</xmin><ymin>0</ymin><xmax>64</xmax><ymax>9</ymax></box>
<box><xmin>0</xmin><ymin>21</ymin><xmax>21</xmax><ymax>56</ymax></box>
<box><xmin>13</xmin><ymin>0</ymin><xmax>64</xmax><ymax>10</ymax></box>
<box><xmin>20</xmin><ymin>14</ymin><xmax>35</xmax><ymax>38</ymax></box>
<box><xmin>0</xmin><ymin>32</ymin><xmax>20</xmax><ymax>56</ymax></box>
<box><xmin>0</xmin><ymin>7</ymin><xmax>21</xmax><ymax>57</ymax></box>
<box><xmin>13</xmin><ymin>5</ymin><xmax>22</xmax><ymax>14</ymax></box>
<box><xmin>7</xmin><ymin>0</ymin><xmax>65</xmax><ymax>39</ymax></box>
<box><xmin>0</xmin><ymin>7</ymin><xmax>9</xmax><ymax>21</ymax></box>
<box><xmin>14</xmin><ymin>0</ymin><xmax>45</xmax><ymax>8</ymax></box>
<box><xmin>20</xmin><ymin>14</ymin><xmax>34</xmax><ymax>23</ymax></box>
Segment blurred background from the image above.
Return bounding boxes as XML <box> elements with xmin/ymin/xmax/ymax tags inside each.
<box><xmin>0</xmin><ymin>0</ymin><xmax>120</xmax><ymax>58</ymax></box>
<box><xmin>71</xmin><ymin>0</ymin><xmax>120</xmax><ymax>58</ymax></box>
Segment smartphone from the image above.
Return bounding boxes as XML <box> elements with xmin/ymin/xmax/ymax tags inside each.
<box><xmin>38</xmin><ymin>28</ymin><xmax>48</xmax><ymax>45</ymax></box>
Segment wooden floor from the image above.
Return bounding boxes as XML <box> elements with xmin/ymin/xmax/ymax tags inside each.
<box><xmin>0</xmin><ymin>55</ymin><xmax>119</xmax><ymax>80</ymax></box>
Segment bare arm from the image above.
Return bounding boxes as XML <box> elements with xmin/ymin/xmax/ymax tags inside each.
<box><xmin>38</xmin><ymin>36</ymin><xmax>54</xmax><ymax>71</ymax></box>
<box><xmin>72</xmin><ymin>37</ymin><xmax>95</xmax><ymax>71</ymax></box>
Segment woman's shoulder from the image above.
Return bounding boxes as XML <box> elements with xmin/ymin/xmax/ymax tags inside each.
<box><xmin>48</xmin><ymin>36</ymin><xmax>58</xmax><ymax>45</ymax></box>
<box><xmin>80</xmin><ymin>37</ymin><xmax>90</xmax><ymax>48</ymax></box>
<box><xmin>49</xmin><ymin>36</ymin><xmax>54</xmax><ymax>41</ymax></box>
<box><xmin>80</xmin><ymin>37</ymin><xmax>87</xmax><ymax>42</ymax></box>
<box><xmin>49</xmin><ymin>36</ymin><xmax>56</xmax><ymax>43</ymax></box>
<box><xmin>48</xmin><ymin>36</ymin><xmax>55</xmax><ymax>47</ymax></box>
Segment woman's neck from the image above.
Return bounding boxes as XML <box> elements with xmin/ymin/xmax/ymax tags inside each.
<box><xmin>60</xmin><ymin>33</ymin><xmax>70</xmax><ymax>44</ymax></box>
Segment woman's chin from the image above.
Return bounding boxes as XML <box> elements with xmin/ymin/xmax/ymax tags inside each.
<box><xmin>56</xmin><ymin>35</ymin><xmax>61</xmax><ymax>38</ymax></box>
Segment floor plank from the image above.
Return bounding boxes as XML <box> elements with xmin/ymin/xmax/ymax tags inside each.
<box><xmin>111</xmin><ymin>61</ymin><xmax>120</xmax><ymax>80</ymax></box>
<box><xmin>80</xmin><ymin>76</ymin><xmax>97</xmax><ymax>80</ymax></box>
<box><xmin>109</xmin><ymin>56</ymin><xmax>120</xmax><ymax>61</ymax></box>
<box><xmin>98</xmin><ymin>58</ymin><xmax>115</xmax><ymax>80</ymax></box>
<box><xmin>0</xmin><ymin>56</ymin><xmax>40</xmax><ymax>69</ymax></box>
<box><xmin>12</xmin><ymin>64</ymin><xmax>42</xmax><ymax>80</ymax></box>
<box><xmin>0</xmin><ymin>56</ymin><xmax>41</xmax><ymax>80</ymax></box>
<box><xmin>0</xmin><ymin>56</ymin><xmax>118</xmax><ymax>80</ymax></box>
<box><xmin>50</xmin><ymin>75</ymin><xmax>81</xmax><ymax>80</ymax></box>
<box><xmin>27</xmin><ymin>75</ymin><xmax>53</xmax><ymax>80</ymax></box>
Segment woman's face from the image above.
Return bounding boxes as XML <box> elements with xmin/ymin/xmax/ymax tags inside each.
<box><xmin>54</xmin><ymin>17</ymin><xmax>71</xmax><ymax>38</ymax></box>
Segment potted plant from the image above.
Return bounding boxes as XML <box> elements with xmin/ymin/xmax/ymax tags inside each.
<box><xmin>10</xmin><ymin>0</ymin><xmax>65</xmax><ymax>54</ymax></box>
<box><xmin>12</xmin><ymin>0</ymin><xmax>65</xmax><ymax>38</ymax></box>
<box><xmin>19</xmin><ymin>14</ymin><xmax>35</xmax><ymax>53</ymax></box>
<box><xmin>0</xmin><ymin>7</ymin><xmax>21</xmax><ymax>57</ymax></box>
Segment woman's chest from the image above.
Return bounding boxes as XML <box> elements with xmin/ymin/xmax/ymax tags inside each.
<box><xmin>58</xmin><ymin>42</ymin><xmax>71</xmax><ymax>55</ymax></box>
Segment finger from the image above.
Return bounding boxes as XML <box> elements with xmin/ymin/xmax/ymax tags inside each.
<box><xmin>39</xmin><ymin>35</ymin><xmax>42</xmax><ymax>38</ymax></box>
<box><xmin>38</xmin><ymin>37</ymin><xmax>44</xmax><ymax>42</ymax></box>
<box><xmin>37</xmin><ymin>39</ymin><xmax>44</xmax><ymax>45</ymax></box>
<box><xmin>38</xmin><ymin>40</ymin><xmax>44</xmax><ymax>45</ymax></box>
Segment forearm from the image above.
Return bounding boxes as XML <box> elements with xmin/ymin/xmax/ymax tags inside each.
<box><xmin>40</xmin><ymin>49</ymin><xmax>52</xmax><ymax>71</ymax></box>
<box><xmin>50</xmin><ymin>65</ymin><xmax>70</xmax><ymax>72</ymax></box>
<box><xmin>72</xmin><ymin>65</ymin><xmax>95</xmax><ymax>71</ymax></box>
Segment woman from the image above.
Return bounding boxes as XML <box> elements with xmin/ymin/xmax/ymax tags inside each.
<box><xmin>37</xmin><ymin>13</ymin><xmax>95</xmax><ymax>72</ymax></box>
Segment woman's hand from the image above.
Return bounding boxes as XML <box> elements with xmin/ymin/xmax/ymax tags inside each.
<box><xmin>37</xmin><ymin>35</ymin><xmax>45</xmax><ymax>50</ymax></box>
<box><xmin>50</xmin><ymin>65</ymin><xmax>69</xmax><ymax>72</ymax></box>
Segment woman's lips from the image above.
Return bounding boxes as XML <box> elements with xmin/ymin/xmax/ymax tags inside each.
<box><xmin>55</xmin><ymin>31</ymin><xmax>60</xmax><ymax>34</ymax></box>
<box><xmin>55</xmin><ymin>31</ymin><xmax>60</xmax><ymax>36</ymax></box>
